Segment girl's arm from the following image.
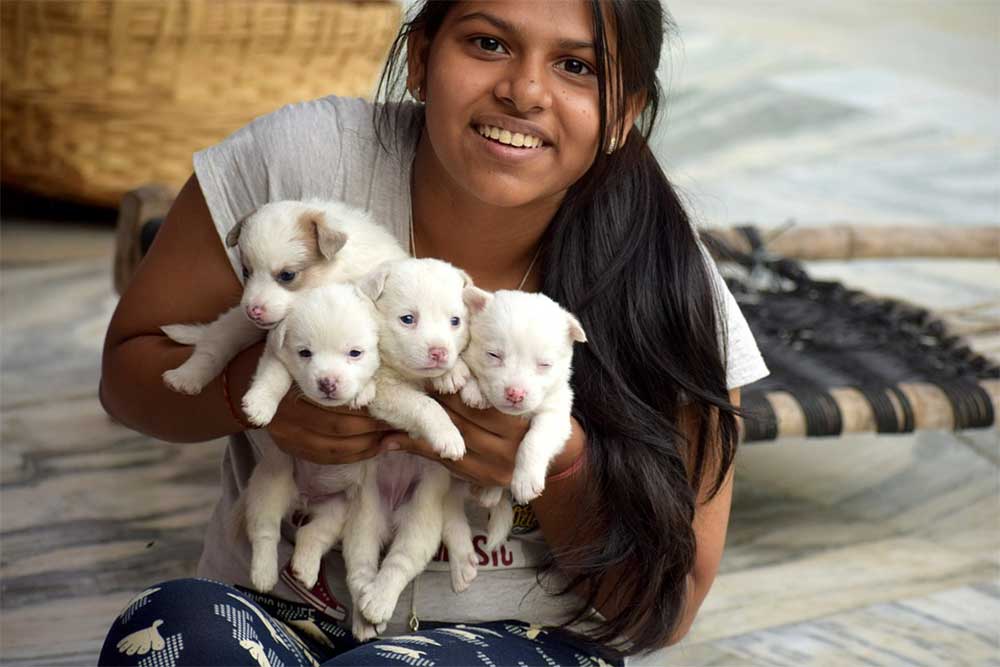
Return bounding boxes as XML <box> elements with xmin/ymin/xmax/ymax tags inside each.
<box><xmin>101</xmin><ymin>174</ymin><xmax>388</xmax><ymax>461</ymax></box>
<box><xmin>101</xmin><ymin>174</ymin><xmax>250</xmax><ymax>441</ymax></box>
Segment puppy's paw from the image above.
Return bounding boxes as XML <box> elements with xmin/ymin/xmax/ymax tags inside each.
<box><xmin>510</xmin><ymin>468</ymin><xmax>546</xmax><ymax>505</ymax></box>
<box><xmin>351</xmin><ymin>607</ymin><xmax>380</xmax><ymax>642</ymax></box>
<box><xmin>476</xmin><ymin>486</ymin><xmax>504</xmax><ymax>508</ymax></box>
<box><xmin>348</xmin><ymin>382</ymin><xmax>377</xmax><ymax>409</ymax></box>
<box><xmin>290</xmin><ymin>548</ymin><xmax>322</xmax><ymax>590</ymax></box>
<box><xmin>161</xmin><ymin>323</ymin><xmax>207</xmax><ymax>346</ymax></box>
<box><xmin>459</xmin><ymin>380</ymin><xmax>490</xmax><ymax>410</ymax></box>
<box><xmin>449</xmin><ymin>551</ymin><xmax>479</xmax><ymax>593</ymax></box>
<box><xmin>250</xmin><ymin>552</ymin><xmax>279</xmax><ymax>593</ymax></box>
<box><xmin>242</xmin><ymin>392</ymin><xmax>277</xmax><ymax>427</ymax></box>
<box><xmin>428</xmin><ymin>424</ymin><xmax>466</xmax><ymax>461</ymax></box>
<box><xmin>358</xmin><ymin>581</ymin><xmax>398</xmax><ymax>625</ymax></box>
<box><xmin>431</xmin><ymin>359</ymin><xmax>470</xmax><ymax>395</ymax></box>
<box><xmin>162</xmin><ymin>367</ymin><xmax>206</xmax><ymax>395</ymax></box>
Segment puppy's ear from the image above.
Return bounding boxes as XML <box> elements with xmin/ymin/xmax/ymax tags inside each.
<box><xmin>357</xmin><ymin>264</ymin><xmax>391</xmax><ymax>302</ymax></box>
<box><xmin>567</xmin><ymin>313</ymin><xmax>587</xmax><ymax>344</ymax></box>
<box><xmin>463</xmin><ymin>286</ymin><xmax>492</xmax><ymax>314</ymax></box>
<box><xmin>225</xmin><ymin>219</ymin><xmax>246</xmax><ymax>248</ymax></box>
<box><xmin>457</xmin><ymin>269</ymin><xmax>474</xmax><ymax>288</ymax></box>
<box><xmin>299</xmin><ymin>210</ymin><xmax>348</xmax><ymax>260</ymax></box>
<box><xmin>271</xmin><ymin>320</ymin><xmax>289</xmax><ymax>350</ymax></box>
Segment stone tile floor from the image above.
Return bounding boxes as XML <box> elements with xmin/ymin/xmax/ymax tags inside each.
<box><xmin>2</xmin><ymin>1</ymin><xmax>999</xmax><ymax>665</ymax></box>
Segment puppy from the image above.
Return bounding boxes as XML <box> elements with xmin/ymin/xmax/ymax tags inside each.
<box><xmin>459</xmin><ymin>289</ymin><xmax>587</xmax><ymax>505</ymax></box>
<box><xmin>237</xmin><ymin>282</ymin><xmax>381</xmax><ymax>593</ymax></box>
<box><xmin>162</xmin><ymin>199</ymin><xmax>405</xmax><ymax>394</ymax></box>
<box><xmin>341</xmin><ymin>258</ymin><xmax>474</xmax><ymax>640</ymax></box>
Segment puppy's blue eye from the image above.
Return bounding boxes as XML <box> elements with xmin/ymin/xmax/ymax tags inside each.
<box><xmin>349</xmin><ymin>349</ymin><xmax>363</xmax><ymax>358</ymax></box>
<box><xmin>400</xmin><ymin>314</ymin><xmax>415</xmax><ymax>325</ymax></box>
<box><xmin>450</xmin><ymin>316</ymin><xmax>461</xmax><ymax>327</ymax></box>
<box><xmin>298</xmin><ymin>349</ymin><xmax>312</xmax><ymax>358</ymax></box>
<box><xmin>242</xmin><ymin>265</ymin><xmax>250</xmax><ymax>280</ymax></box>
<box><xmin>278</xmin><ymin>271</ymin><xmax>296</xmax><ymax>283</ymax></box>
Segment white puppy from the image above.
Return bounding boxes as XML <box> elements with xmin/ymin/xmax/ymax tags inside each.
<box><xmin>341</xmin><ymin>258</ymin><xmax>475</xmax><ymax>640</ymax></box>
<box><xmin>460</xmin><ymin>289</ymin><xmax>587</xmax><ymax>505</ymax></box>
<box><xmin>162</xmin><ymin>199</ymin><xmax>405</xmax><ymax>394</ymax></box>
<box><xmin>238</xmin><ymin>283</ymin><xmax>381</xmax><ymax>593</ymax></box>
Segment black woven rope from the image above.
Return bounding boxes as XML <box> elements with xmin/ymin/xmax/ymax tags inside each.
<box><xmin>705</xmin><ymin>226</ymin><xmax>999</xmax><ymax>442</ymax></box>
<box><xmin>741</xmin><ymin>392</ymin><xmax>778</xmax><ymax>442</ymax></box>
<box><xmin>933</xmin><ymin>379</ymin><xmax>995</xmax><ymax>430</ymax></box>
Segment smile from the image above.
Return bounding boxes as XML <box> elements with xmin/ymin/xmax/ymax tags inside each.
<box><xmin>476</xmin><ymin>124</ymin><xmax>544</xmax><ymax>149</ymax></box>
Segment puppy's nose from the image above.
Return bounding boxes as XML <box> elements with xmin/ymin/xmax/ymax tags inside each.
<box><xmin>318</xmin><ymin>378</ymin><xmax>338</xmax><ymax>397</ymax></box>
<box><xmin>428</xmin><ymin>347</ymin><xmax>448</xmax><ymax>363</ymax></box>
<box><xmin>247</xmin><ymin>304</ymin><xmax>266</xmax><ymax>321</ymax></box>
<box><xmin>505</xmin><ymin>387</ymin><xmax>526</xmax><ymax>404</ymax></box>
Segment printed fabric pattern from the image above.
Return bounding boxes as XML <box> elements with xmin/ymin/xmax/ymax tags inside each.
<box><xmin>99</xmin><ymin>578</ymin><xmax>623</xmax><ymax>667</ymax></box>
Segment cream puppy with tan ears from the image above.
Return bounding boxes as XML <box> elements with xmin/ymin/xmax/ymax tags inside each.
<box><xmin>237</xmin><ymin>282</ymin><xmax>381</xmax><ymax>593</ymax></box>
<box><xmin>340</xmin><ymin>257</ymin><xmax>474</xmax><ymax>640</ymax></box>
<box><xmin>162</xmin><ymin>199</ymin><xmax>405</xmax><ymax>394</ymax></box>
<box><xmin>460</xmin><ymin>289</ymin><xmax>587</xmax><ymax>505</ymax></box>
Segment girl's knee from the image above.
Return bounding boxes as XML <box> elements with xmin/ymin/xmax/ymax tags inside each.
<box><xmin>99</xmin><ymin>579</ymin><xmax>303</xmax><ymax>666</ymax></box>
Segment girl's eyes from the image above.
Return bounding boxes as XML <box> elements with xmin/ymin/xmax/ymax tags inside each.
<box><xmin>560</xmin><ymin>59</ymin><xmax>593</xmax><ymax>76</ymax></box>
<box><xmin>473</xmin><ymin>36</ymin><xmax>507</xmax><ymax>54</ymax></box>
<box><xmin>470</xmin><ymin>37</ymin><xmax>593</xmax><ymax>77</ymax></box>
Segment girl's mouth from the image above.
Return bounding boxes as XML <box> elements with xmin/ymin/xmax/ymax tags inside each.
<box><xmin>475</xmin><ymin>124</ymin><xmax>546</xmax><ymax>149</ymax></box>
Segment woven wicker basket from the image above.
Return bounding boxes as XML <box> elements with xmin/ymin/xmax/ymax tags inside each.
<box><xmin>1</xmin><ymin>0</ymin><xmax>401</xmax><ymax>207</ymax></box>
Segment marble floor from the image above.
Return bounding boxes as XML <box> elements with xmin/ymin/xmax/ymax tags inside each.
<box><xmin>2</xmin><ymin>2</ymin><xmax>999</xmax><ymax>666</ymax></box>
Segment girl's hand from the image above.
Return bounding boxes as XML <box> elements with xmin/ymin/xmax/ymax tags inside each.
<box><xmin>227</xmin><ymin>342</ymin><xmax>391</xmax><ymax>465</ymax></box>
<box><xmin>382</xmin><ymin>392</ymin><xmax>586</xmax><ymax>489</ymax></box>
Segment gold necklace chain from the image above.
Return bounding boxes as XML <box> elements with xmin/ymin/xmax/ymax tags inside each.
<box><xmin>408</xmin><ymin>209</ymin><xmax>540</xmax><ymax>291</ymax></box>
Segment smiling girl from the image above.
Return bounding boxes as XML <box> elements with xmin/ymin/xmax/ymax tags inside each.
<box><xmin>99</xmin><ymin>1</ymin><xmax>767</xmax><ymax>665</ymax></box>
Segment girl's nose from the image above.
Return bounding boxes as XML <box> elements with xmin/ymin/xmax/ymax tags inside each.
<box><xmin>494</xmin><ymin>61</ymin><xmax>552</xmax><ymax>114</ymax></box>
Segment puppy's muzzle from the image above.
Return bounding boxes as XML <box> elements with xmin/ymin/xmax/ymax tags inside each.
<box><xmin>318</xmin><ymin>377</ymin><xmax>338</xmax><ymax>398</ymax></box>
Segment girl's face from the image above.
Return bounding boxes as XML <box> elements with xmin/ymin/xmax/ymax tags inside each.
<box><xmin>415</xmin><ymin>0</ymin><xmax>604</xmax><ymax>210</ymax></box>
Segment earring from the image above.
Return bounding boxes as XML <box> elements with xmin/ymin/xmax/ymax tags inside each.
<box><xmin>605</xmin><ymin>135</ymin><xmax>618</xmax><ymax>154</ymax></box>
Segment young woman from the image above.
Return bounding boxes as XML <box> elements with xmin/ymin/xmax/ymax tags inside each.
<box><xmin>99</xmin><ymin>1</ymin><xmax>767</xmax><ymax>665</ymax></box>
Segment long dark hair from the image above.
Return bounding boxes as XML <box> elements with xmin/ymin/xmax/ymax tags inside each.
<box><xmin>374</xmin><ymin>0</ymin><xmax>740</xmax><ymax>654</ymax></box>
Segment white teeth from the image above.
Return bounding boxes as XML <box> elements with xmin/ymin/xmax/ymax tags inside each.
<box><xmin>477</xmin><ymin>124</ymin><xmax>543</xmax><ymax>148</ymax></box>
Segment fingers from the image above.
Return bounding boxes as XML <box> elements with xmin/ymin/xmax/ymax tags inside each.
<box><xmin>435</xmin><ymin>392</ymin><xmax>530</xmax><ymax>440</ymax></box>
<box><xmin>381</xmin><ymin>433</ymin><xmax>513</xmax><ymax>488</ymax></box>
<box><xmin>278</xmin><ymin>393</ymin><xmax>389</xmax><ymax>437</ymax></box>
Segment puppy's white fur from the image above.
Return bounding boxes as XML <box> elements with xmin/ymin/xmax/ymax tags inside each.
<box><xmin>359</xmin><ymin>258</ymin><xmax>473</xmax><ymax>460</ymax></box>
<box><xmin>239</xmin><ymin>283</ymin><xmax>380</xmax><ymax>594</ymax></box>
<box><xmin>342</xmin><ymin>258</ymin><xmax>475</xmax><ymax>640</ymax></box>
<box><xmin>460</xmin><ymin>289</ymin><xmax>586</xmax><ymax>505</ymax></box>
<box><xmin>162</xmin><ymin>199</ymin><xmax>405</xmax><ymax>394</ymax></box>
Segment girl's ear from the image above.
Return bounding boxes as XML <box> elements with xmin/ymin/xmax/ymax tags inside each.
<box><xmin>405</xmin><ymin>28</ymin><xmax>430</xmax><ymax>100</ymax></box>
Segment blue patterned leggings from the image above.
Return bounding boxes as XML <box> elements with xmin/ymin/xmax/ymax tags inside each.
<box><xmin>99</xmin><ymin>578</ymin><xmax>620</xmax><ymax>666</ymax></box>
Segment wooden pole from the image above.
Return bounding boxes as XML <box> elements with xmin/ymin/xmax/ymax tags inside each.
<box><xmin>706</xmin><ymin>224</ymin><xmax>1000</xmax><ymax>260</ymax></box>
